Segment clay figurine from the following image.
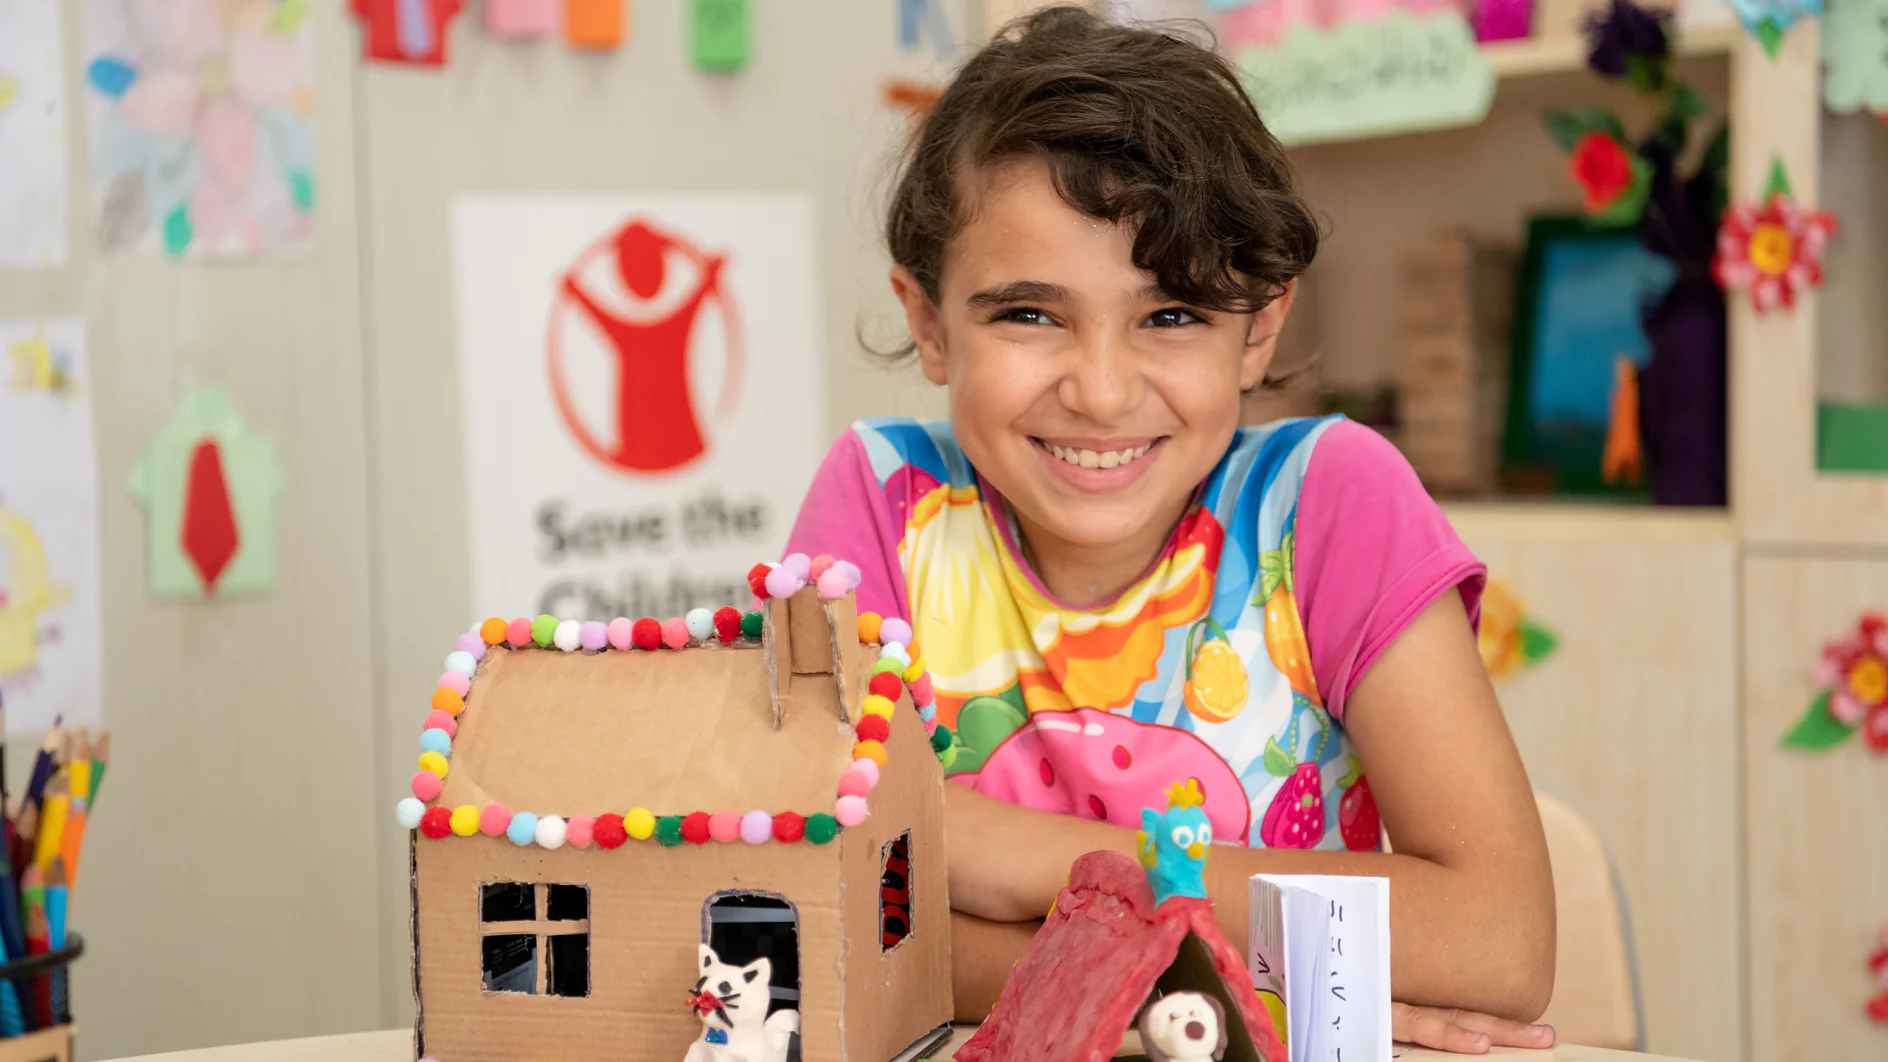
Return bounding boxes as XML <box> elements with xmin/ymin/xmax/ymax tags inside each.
<box><xmin>1137</xmin><ymin>779</ymin><xmax>1213</xmax><ymax>905</ymax></box>
<box><xmin>683</xmin><ymin>944</ymin><xmax>800</xmax><ymax>1062</ymax></box>
<box><xmin>1139</xmin><ymin>992</ymin><xmax>1230</xmax><ymax>1062</ymax></box>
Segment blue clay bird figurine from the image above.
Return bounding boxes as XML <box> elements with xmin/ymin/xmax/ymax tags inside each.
<box><xmin>1137</xmin><ymin>779</ymin><xmax>1213</xmax><ymax>906</ymax></box>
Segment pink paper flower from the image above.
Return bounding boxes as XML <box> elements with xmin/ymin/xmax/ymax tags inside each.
<box><xmin>1713</xmin><ymin>192</ymin><xmax>1836</xmax><ymax>313</ymax></box>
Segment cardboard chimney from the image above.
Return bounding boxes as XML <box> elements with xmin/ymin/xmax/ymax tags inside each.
<box><xmin>406</xmin><ymin>582</ymin><xmax>952</xmax><ymax>1061</ymax></box>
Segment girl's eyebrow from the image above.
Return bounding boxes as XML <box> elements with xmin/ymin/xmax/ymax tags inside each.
<box><xmin>965</xmin><ymin>279</ymin><xmax>1070</xmax><ymax>307</ymax></box>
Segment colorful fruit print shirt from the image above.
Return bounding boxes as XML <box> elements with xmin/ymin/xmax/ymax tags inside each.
<box><xmin>783</xmin><ymin>415</ymin><xmax>1485</xmax><ymax>852</ymax></box>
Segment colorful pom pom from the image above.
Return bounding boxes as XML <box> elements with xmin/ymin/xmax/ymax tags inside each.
<box><xmin>804</xmin><ymin>813</ymin><xmax>839</xmax><ymax>844</ymax></box>
<box><xmin>450</xmin><ymin>804</ymin><xmax>480</xmax><ymax>836</ymax></box>
<box><xmin>506</xmin><ymin>618</ymin><xmax>532</xmax><ymax>647</ymax></box>
<box><xmin>579</xmin><ymin>621</ymin><xmax>608</xmax><ymax>652</ymax></box>
<box><xmin>420</xmin><ymin>728</ymin><xmax>452</xmax><ymax>758</ymax></box>
<box><xmin>857</xmin><ymin>611</ymin><xmax>883</xmax><ymax>643</ymax></box>
<box><xmin>904</xmin><ymin>658</ymin><xmax>925</xmax><ymax>682</ymax></box>
<box><xmin>835</xmin><ymin>795</ymin><xmax>870</xmax><ymax>828</ymax></box>
<box><xmin>607</xmin><ymin>617</ymin><xmax>634</xmax><ymax>650</ymax></box>
<box><xmin>411</xmin><ymin>771</ymin><xmax>443</xmax><ymax>801</ymax></box>
<box><xmin>431</xmin><ymin>687</ymin><xmax>466</xmax><ymax>716</ymax></box>
<box><xmin>879</xmin><ymin>644</ymin><xmax>912</xmax><ymax>669</ymax></box>
<box><xmin>871</xmin><ymin>658</ymin><xmax>904</xmax><ymax>677</ymax></box>
<box><xmin>850</xmin><ymin>758</ymin><xmax>881</xmax><ymax>787</ymax></box>
<box><xmin>923</xmin><ymin>716</ymin><xmax>938</xmax><ymax>737</ymax></box>
<box><xmin>535</xmin><ymin>815</ymin><xmax>568</xmax><ymax>849</ymax></box>
<box><xmin>713</xmin><ymin>606</ymin><xmax>742</xmax><ymax>642</ymax></box>
<box><xmin>655</xmin><ymin>815</ymin><xmax>685</xmax><ymax>846</ymax></box>
<box><xmin>551</xmin><ymin>620</ymin><xmax>580</xmax><ymax>652</ymax></box>
<box><xmin>868</xmin><ymin>672</ymin><xmax>903</xmax><ymax>700</ymax></box>
<box><xmin>662</xmin><ymin>617</ymin><xmax>691</xmax><ymax>649</ymax></box>
<box><xmin>765</xmin><ymin>566</ymin><xmax>804</xmax><ymax>599</ymax></box>
<box><xmin>685</xmin><ymin>608</ymin><xmax>715</xmax><ymax>641</ymax></box>
<box><xmin>445</xmin><ymin>650</ymin><xmax>478</xmax><ymax>679</ymax></box>
<box><xmin>437</xmin><ymin>670</ymin><xmax>471</xmax><ymax>697</ymax></box>
<box><xmin>837</xmin><ymin>769</ymin><xmax>872</xmax><ymax>799</ymax></box>
<box><xmin>418</xmin><ymin>751</ymin><xmax>450</xmax><ymax>778</ymax></box>
<box><xmin>740</xmin><ymin>810</ymin><xmax>773</xmax><ymax>844</ymax></box>
<box><xmin>879</xmin><ymin>618</ymin><xmax>912</xmax><ymax>647</ymax></box>
<box><xmin>837</xmin><ymin>560</ymin><xmax>862</xmax><ymax>589</ymax></box>
<box><xmin>740</xmin><ymin>610</ymin><xmax>764</xmax><ymax>638</ymax></box>
<box><xmin>625</xmin><ymin>807</ymin><xmax>656</xmax><ymax>840</ymax></box>
<box><xmin>531</xmin><ymin>615</ymin><xmax>558</xmax><ymax>648</ymax></box>
<box><xmin>931</xmin><ymin>724</ymin><xmax>954</xmax><ymax>753</ymax></box>
<box><xmin>747</xmin><ymin>562</ymin><xmax>775</xmax><ymax>599</ymax></box>
<box><xmin>594</xmin><ymin>813</ymin><xmax>628</xmax><ymax>849</ymax></box>
<box><xmin>937</xmin><ymin>744</ymin><xmax>957</xmax><ymax>770</ymax></box>
<box><xmin>861</xmin><ymin>694</ymin><xmax>895</xmax><ymax>719</ymax></box>
<box><xmin>420</xmin><ymin>807</ymin><xmax>452</xmax><ymax>838</ymax></box>
<box><xmin>918</xmin><ymin>704</ymin><xmax>937</xmax><ymax>723</ymax></box>
<box><xmin>457</xmin><ymin>633</ymin><xmax>487</xmax><ymax>661</ymax></box>
<box><xmin>909</xmin><ymin>674</ymin><xmax>934</xmax><ymax>705</ymax></box>
<box><xmin>773</xmin><ymin>811</ymin><xmax>806</xmax><ymax>842</ymax></box>
<box><xmin>681</xmin><ymin>811</ymin><xmax>713</xmax><ymax>845</ymax></box>
<box><xmin>855</xmin><ymin>715</ymin><xmax>890</xmax><ymax>743</ymax></box>
<box><xmin>782</xmin><ymin>553</ymin><xmax>811</xmax><ymax>577</ymax></box>
<box><xmin>708</xmin><ymin>810</ymin><xmax>742</xmax><ymax>843</ymax></box>
<box><xmin>423</xmin><ymin>709</ymin><xmax>458</xmax><ymax>737</ymax></box>
<box><xmin>809</xmin><ymin>555</ymin><xmax>836</xmax><ymax>579</ymax></box>
<box><xmin>632</xmin><ymin>618</ymin><xmax>662</xmax><ymax>650</ymax></box>
<box><xmin>479</xmin><ymin>803</ymin><xmax>512</xmax><ymax>837</ymax></box>
<box><xmin>567</xmin><ymin>814</ymin><xmax>596</xmax><ymax>849</ymax></box>
<box><xmin>816</xmin><ymin>568</ymin><xmax>851</xmax><ymax>600</ymax></box>
<box><xmin>480</xmin><ymin>618</ymin><xmax>509</xmax><ymax>645</ymax></box>
<box><xmin>507</xmin><ymin>812</ymin><xmax>539</xmax><ymax>846</ymax></box>
<box><xmin>854</xmin><ymin>740</ymin><xmax>888</xmax><ymax>769</ymax></box>
<box><xmin>396</xmin><ymin>798</ymin><xmax>426</xmax><ymax>829</ymax></box>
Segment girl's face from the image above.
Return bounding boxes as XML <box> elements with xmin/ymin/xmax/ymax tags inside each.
<box><xmin>892</xmin><ymin>158</ymin><xmax>1293</xmax><ymax>556</ymax></box>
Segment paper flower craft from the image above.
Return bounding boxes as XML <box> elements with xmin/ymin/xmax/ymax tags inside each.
<box><xmin>1713</xmin><ymin>160</ymin><xmax>1836</xmax><ymax>314</ymax></box>
<box><xmin>1781</xmin><ymin>611</ymin><xmax>1888</xmax><ymax>753</ymax></box>
<box><xmin>1723</xmin><ymin>0</ymin><xmax>1821</xmax><ymax>58</ymax></box>
<box><xmin>1478</xmin><ymin>580</ymin><xmax>1559</xmax><ymax>680</ymax></box>
<box><xmin>1869</xmin><ymin>924</ymin><xmax>1888</xmax><ymax>1023</ymax></box>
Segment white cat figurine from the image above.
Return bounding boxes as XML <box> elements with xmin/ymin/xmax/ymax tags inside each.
<box><xmin>683</xmin><ymin>943</ymin><xmax>800</xmax><ymax>1062</ymax></box>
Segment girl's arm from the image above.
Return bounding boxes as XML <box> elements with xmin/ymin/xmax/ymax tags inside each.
<box><xmin>946</xmin><ymin>589</ymin><xmax>1556</xmax><ymax>1024</ymax></box>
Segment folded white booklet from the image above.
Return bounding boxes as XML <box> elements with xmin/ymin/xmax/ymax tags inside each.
<box><xmin>1249</xmin><ymin>875</ymin><xmax>1391</xmax><ymax>1062</ymax></box>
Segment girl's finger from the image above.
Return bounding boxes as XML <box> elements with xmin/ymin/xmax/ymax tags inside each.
<box><xmin>1391</xmin><ymin>1003</ymin><xmax>1492</xmax><ymax>1054</ymax></box>
<box><xmin>1441</xmin><ymin>1007</ymin><xmax>1556</xmax><ymax>1047</ymax></box>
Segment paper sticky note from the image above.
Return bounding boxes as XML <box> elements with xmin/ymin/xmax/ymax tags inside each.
<box><xmin>565</xmin><ymin>0</ymin><xmax>626</xmax><ymax>49</ymax></box>
<box><xmin>692</xmin><ymin>0</ymin><xmax>749</xmax><ymax>72</ymax></box>
<box><xmin>487</xmin><ymin>0</ymin><xmax>559</xmax><ymax>37</ymax></box>
<box><xmin>1822</xmin><ymin>0</ymin><xmax>1888</xmax><ymax>115</ymax></box>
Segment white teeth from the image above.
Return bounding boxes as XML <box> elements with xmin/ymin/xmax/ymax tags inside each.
<box><xmin>1043</xmin><ymin>442</ymin><xmax>1151</xmax><ymax>468</ymax></box>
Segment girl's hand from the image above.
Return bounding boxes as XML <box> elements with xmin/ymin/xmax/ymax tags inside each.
<box><xmin>1393</xmin><ymin>1003</ymin><xmax>1556</xmax><ymax>1054</ymax></box>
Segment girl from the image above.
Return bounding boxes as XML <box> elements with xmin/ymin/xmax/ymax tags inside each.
<box><xmin>785</xmin><ymin>8</ymin><xmax>1555</xmax><ymax>1053</ymax></box>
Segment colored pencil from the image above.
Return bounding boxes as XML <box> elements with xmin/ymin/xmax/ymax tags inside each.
<box><xmin>44</xmin><ymin>862</ymin><xmax>64</xmax><ymax>1026</ymax></box>
<box><xmin>20</xmin><ymin>872</ymin><xmax>45</xmax><ymax>1029</ymax></box>
<box><xmin>20</xmin><ymin>723</ymin><xmax>59</xmax><ymax>818</ymax></box>
<box><xmin>86</xmin><ymin>734</ymin><xmax>108</xmax><ymax>810</ymax></box>
<box><xmin>29</xmin><ymin>777</ymin><xmax>64</xmax><ymax>873</ymax></box>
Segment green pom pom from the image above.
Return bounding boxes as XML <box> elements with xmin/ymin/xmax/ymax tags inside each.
<box><xmin>655</xmin><ymin>815</ymin><xmax>685</xmax><ymax>846</ymax></box>
<box><xmin>740</xmin><ymin>610</ymin><xmax>765</xmax><ymax>639</ymax></box>
<box><xmin>930</xmin><ymin>724</ymin><xmax>953</xmax><ymax>753</ymax></box>
<box><xmin>936</xmin><ymin>744</ymin><xmax>957</xmax><ymax>770</ymax></box>
<box><xmin>804</xmin><ymin>813</ymin><xmax>838</xmax><ymax>844</ymax></box>
<box><xmin>871</xmin><ymin>658</ymin><xmax>903</xmax><ymax>676</ymax></box>
<box><xmin>531</xmin><ymin>615</ymin><xmax>558</xmax><ymax>647</ymax></box>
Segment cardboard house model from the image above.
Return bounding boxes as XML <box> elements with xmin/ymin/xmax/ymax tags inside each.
<box><xmin>397</xmin><ymin>566</ymin><xmax>952</xmax><ymax>1062</ymax></box>
<box><xmin>954</xmin><ymin>850</ymin><xmax>1288</xmax><ymax>1062</ymax></box>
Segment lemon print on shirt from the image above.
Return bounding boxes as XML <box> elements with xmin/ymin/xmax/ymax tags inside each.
<box><xmin>0</xmin><ymin>506</ymin><xmax>72</xmax><ymax>677</ymax></box>
<box><xmin>1183</xmin><ymin>616</ymin><xmax>1248</xmax><ymax>722</ymax></box>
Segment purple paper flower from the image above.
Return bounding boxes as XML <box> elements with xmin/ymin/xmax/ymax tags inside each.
<box><xmin>1585</xmin><ymin>0</ymin><xmax>1672</xmax><ymax>80</ymax></box>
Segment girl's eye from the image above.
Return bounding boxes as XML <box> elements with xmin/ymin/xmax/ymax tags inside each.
<box><xmin>1197</xmin><ymin>824</ymin><xmax>1213</xmax><ymax>847</ymax></box>
<box><xmin>1170</xmin><ymin>826</ymin><xmax>1196</xmax><ymax>848</ymax></box>
<box><xmin>993</xmin><ymin>307</ymin><xmax>1053</xmax><ymax>326</ymax></box>
<box><xmin>1146</xmin><ymin>307</ymin><xmax>1205</xmax><ymax>328</ymax></box>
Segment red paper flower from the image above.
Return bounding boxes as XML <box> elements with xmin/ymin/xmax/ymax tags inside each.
<box><xmin>1569</xmin><ymin>132</ymin><xmax>1636</xmax><ymax>213</ymax></box>
<box><xmin>1713</xmin><ymin>192</ymin><xmax>1836</xmax><ymax>313</ymax></box>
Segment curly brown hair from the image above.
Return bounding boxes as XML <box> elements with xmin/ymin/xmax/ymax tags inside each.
<box><xmin>885</xmin><ymin>5</ymin><xmax>1319</xmax><ymax>321</ymax></box>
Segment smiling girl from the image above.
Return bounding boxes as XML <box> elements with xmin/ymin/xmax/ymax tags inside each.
<box><xmin>784</xmin><ymin>7</ymin><xmax>1555</xmax><ymax>1052</ymax></box>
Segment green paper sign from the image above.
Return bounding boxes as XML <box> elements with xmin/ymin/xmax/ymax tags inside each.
<box><xmin>692</xmin><ymin>0</ymin><xmax>750</xmax><ymax>73</ymax></box>
<box><xmin>1235</xmin><ymin>13</ymin><xmax>1496</xmax><ymax>146</ymax></box>
<box><xmin>1822</xmin><ymin>0</ymin><xmax>1888</xmax><ymax>114</ymax></box>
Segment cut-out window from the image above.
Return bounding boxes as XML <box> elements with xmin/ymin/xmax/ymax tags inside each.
<box><xmin>880</xmin><ymin>832</ymin><xmax>912</xmax><ymax>952</ymax></box>
<box><xmin>705</xmin><ymin>893</ymin><xmax>801</xmax><ymax>1017</ymax></box>
<box><xmin>479</xmin><ymin>882</ymin><xmax>589</xmax><ymax>997</ymax></box>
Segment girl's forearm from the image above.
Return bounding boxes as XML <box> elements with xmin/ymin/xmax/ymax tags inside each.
<box><xmin>951</xmin><ymin>911</ymin><xmax>1039</xmax><ymax>1022</ymax></box>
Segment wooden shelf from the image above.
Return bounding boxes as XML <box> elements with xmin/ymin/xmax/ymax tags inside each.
<box><xmin>1479</xmin><ymin>23</ymin><xmax>1740</xmax><ymax>79</ymax></box>
<box><xmin>1442</xmin><ymin>500</ymin><xmax>1735</xmax><ymax>541</ymax></box>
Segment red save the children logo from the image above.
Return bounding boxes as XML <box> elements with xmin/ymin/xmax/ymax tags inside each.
<box><xmin>546</xmin><ymin>217</ymin><xmax>746</xmax><ymax>474</ymax></box>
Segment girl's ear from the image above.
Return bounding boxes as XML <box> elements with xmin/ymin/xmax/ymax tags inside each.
<box><xmin>1239</xmin><ymin>279</ymin><xmax>1298</xmax><ymax>392</ymax></box>
<box><xmin>890</xmin><ymin>265</ymin><xmax>950</xmax><ymax>386</ymax></box>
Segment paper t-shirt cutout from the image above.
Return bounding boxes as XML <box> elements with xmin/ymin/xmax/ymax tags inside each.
<box><xmin>128</xmin><ymin>386</ymin><xmax>282</xmax><ymax>599</ymax></box>
<box><xmin>692</xmin><ymin>0</ymin><xmax>749</xmax><ymax>72</ymax></box>
<box><xmin>564</xmin><ymin>0</ymin><xmax>626</xmax><ymax>49</ymax></box>
<box><xmin>350</xmin><ymin>0</ymin><xmax>463</xmax><ymax>66</ymax></box>
<box><xmin>486</xmin><ymin>0</ymin><xmax>559</xmax><ymax>37</ymax></box>
<box><xmin>1822</xmin><ymin>0</ymin><xmax>1888</xmax><ymax>115</ymax></box>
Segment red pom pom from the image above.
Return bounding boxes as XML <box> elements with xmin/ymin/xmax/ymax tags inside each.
<box><xmin>868</xmin><ymin>672</ymin><xmax>903</xmax><ymax>701</ymax></box>
<box><xmin>593</xmin><ymin>813</ymin><xmax>628</xmax><ymax>849</ymax></box>
<box><xmin>713</xmin><ymin>606</ymin><xmax>742</xmax><ymax>643</ymax></box>
<box><xmin>681</xmin><ymin>811</ymin><xmax>713</xmax><ymax>845</ymax></box>
<box><xmin>747</xmin><ymin>563</ymin><xmax>774</xmax><ymax>599</ymax></box>
<box><xmin>772</xmin><ymin>811</ymin><xmax>806</xmax><ymax>843</ymax></box>
<box><xmin>419</xmin><ymin>807</ymin><xmax>453</xmax><ymax>839</ymax></box>
<box><xmin>631</xmin><ymin>618</ymin><xmax>662</xmax><ymax>650</ymax></box>
<box><xmin>855</xmin><ymin>715</ymin><xmax>890</xmax><ymax>743</ymax></box>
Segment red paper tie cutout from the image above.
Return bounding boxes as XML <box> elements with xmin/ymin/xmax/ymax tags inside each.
<box><xmin>180</xmin><ymin>437</ymin><xmax>241</xmax><ymax>594</ymax></box>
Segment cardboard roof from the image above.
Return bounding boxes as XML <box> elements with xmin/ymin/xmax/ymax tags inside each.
<box><xmin>954</xmin><ymin>850</ymin><xmax>1288</xmax><ymax>1062</ymax></box>
<box><xmin>437</xmin><ymin>641</ymin><xmax>858</xmax><ymax>817</ymax></box>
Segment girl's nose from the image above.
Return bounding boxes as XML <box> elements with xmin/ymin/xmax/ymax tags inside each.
<box><xmin>1059</xmin><ymin>331</ymin><xmax>1142</xmax><ymax>425</ymax></box>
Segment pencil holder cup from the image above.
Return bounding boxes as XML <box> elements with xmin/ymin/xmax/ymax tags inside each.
<box><xmin>0</xmin><ymin>932</ymin><xmax>81</xmax><ymax>1062</ymax></box>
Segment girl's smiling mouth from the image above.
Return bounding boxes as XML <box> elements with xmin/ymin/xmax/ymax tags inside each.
<box><xmin>1030</xmin><ymin>436</ymin><xmax>1167</xmax><ymax>492</ymax></box>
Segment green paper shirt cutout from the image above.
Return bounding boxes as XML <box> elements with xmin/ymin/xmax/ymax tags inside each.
<box><xmin>1823</xmin><ymin>0</ymin><xmax>1888</xmax><ymax>114</ymax></box>
<box><xmin>127</xmin><ymin>385</ymin><xmax>283</xmax><ymax>599</ymax></box>
<box><xmin>1236</xmin><ymin>13</ymin><xmax>1496</xmax><ymax>147</ymax></box>
<box><xmin>692</xmin><ymin>0</ymin><xmax>750</xmax><ymax>72</ymax></box>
